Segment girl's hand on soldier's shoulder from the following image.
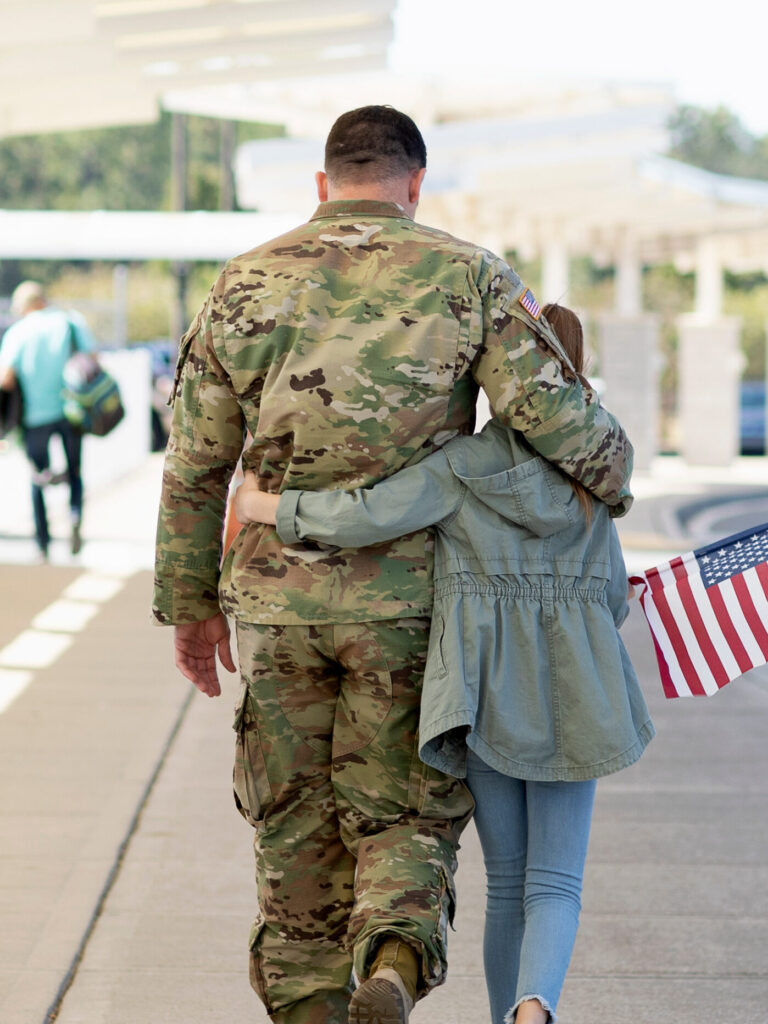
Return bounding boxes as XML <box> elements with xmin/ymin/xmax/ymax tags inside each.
<box><xmin>234</xmin><ymin>470</ymin><xmax>280</xmax><ymax>525</ymax></box>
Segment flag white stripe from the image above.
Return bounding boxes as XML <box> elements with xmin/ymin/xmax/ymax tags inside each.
<box><xmin>659</xmin><ymin>564</ymin><xmax>720</xmax><ymax>695</ymax></box>
<box><xmin>637</xmin><ymin>574</ymin><xmax>693</xmax><ymax>697</ymax></box>
<box><xmin>680</xmin><ymin>550</ymin><xmax>698</xmax><ymax>573</ymax></box>
<box><xmin>719</xmin><ymin>577</ymin><xmax>764</xmax><ymax>665</ymax></box>
<box><xmin>657</xmin><ymin>564</ymin><xmax>678</xmax><ymax>588</ymax></box>
<box><xmin>687</xmin><ymin>573</ymin><xmax>743</xmax><ymax>680</ymax></box>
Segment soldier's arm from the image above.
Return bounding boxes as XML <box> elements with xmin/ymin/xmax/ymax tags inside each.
<box><xmin>473</xmin><ymin>271</ymin><xmax>633</xmax><ymax>516</ymax></box>
<box><xmin>258</xmin><ymin>450</ymin><xmax>464</xmax><ymax>549</ymax></box>
<box><xmin>153</xmin><ymin>288</ymin><xmax>245</xmax><ymax>625</ymax></box>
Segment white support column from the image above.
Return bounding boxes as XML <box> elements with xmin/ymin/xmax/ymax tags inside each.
<box><xmin>598</xmin><ymin>314</ymin><xmax>660</xmax><ymax>472</ymax></box>
<box><xmin>541</xmin><ymin>238</ymin><xmax>569</xmax><ymax>304</ymax></box>
<box><xmin>597</xmin><ymin>236</ymin><xmax>658</xmax><ymax>471</ymax></box>
<box><xmin>678</xmin><ymin>238</ymin><xmax>741</xmax><ymax>465</ymax></box>
<box><xmin>112</xmin><ymin>263</ymin><xmax>128</xmax><ymax>348</ymax></box>
<box><xmin>694</xmin><ymin>236</ymin><xmax>724</xmax><ymax>320</ymax></box>
<box><xmin>677</xmin><ymin>314</ymin><xmax>742</xmax><ymax>466</ymax></box>
<box><xmin>615</xmin><ymin>231</ymin><xmax>642</xmax><ymax>317</ymax></box>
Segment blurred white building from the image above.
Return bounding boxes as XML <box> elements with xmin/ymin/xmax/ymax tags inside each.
<box><xmin>230</xmin><ymin>76</ymin><xmax>768</xmax><ymax>469</ymax></box>
<box><xmin>3</xmin><ymin>3</ymin><xmax>768</xmax><ymax>467</ymax></box>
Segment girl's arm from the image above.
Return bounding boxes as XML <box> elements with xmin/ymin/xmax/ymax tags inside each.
<box><xmin>234</xmin><ymin>473</ymin><xmax>280</xmax><ymax>525</ymax></box>
<box><xmin>235</xmin><ymin>450</ymin><xmax>463</xmax><ymax>549</ymax></box>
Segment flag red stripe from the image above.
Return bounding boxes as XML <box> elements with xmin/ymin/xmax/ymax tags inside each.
<box><xmin>645</xmin><ymin>566</ymin><xmax>707</xmax><ymax>696</ymax></box>
<box><xmin>705</xmin><ymin>584</ymin><xmax>755</xmax><ymax>675</ymax></box>
<box><xmin>674</xmin><ymin>573</ymin><xmax>731</xmax><ymax>689</ymax></box>
<box><xmin>731</xmin><ymin>574</ymin><xmax>768</xmax><ymax>658</ymax></box>
<box><xmin>650</xmin><ymin>624</ymin><xmax>682</xmax><ymax>698</ymax></box>
<box><xmin>635</xmin><ymin>588</ymin><xmax>681</xmax><ymax>697</ymax></box>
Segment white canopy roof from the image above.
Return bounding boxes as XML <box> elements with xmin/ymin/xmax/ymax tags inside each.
<box><xmin>2</xmin><ymin>6</ymin><xmax>767</xmax><ymax>278</ymax></box>
<box><xmin>0</xmin><ymin>0</ymin><xmax>396</xmax><ymax>136</ymax></box>
<box><xmin>232</xmin><ymin>82</ymin><xmax>768</xmax><ymax>272</ymax></box>
<box><xmin>0</xmin><ymin>209</ymin><xmax>301</xmax><ymax>260</ymax></box>
<box><xmin>2</xmin><ymin>81</ymin><xmax>768</xmax><ymax>275</ymax></box>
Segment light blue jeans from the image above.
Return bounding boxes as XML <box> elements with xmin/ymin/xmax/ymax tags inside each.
<box><xmin>465</xmin><ymin>750</ymin><xmax>596</xmax><ymax>1023</ymax></box>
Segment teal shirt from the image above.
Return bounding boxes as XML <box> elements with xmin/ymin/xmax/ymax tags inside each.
<box><xmin>0</xmin><ymin>308</ymin><xmax>95</xmax><ymax>427</ymax></box>
<box><xmin>277</xmin><ymin>419</ymin><xmax>655</xmax><ymax>782</ymax></box>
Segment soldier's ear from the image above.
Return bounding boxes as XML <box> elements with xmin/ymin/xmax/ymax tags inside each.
<box><xmin>315</xmin><ymin>171</ymin><xmax>328</xmax><ymax>202</ymax></box>
<box><xmin>408</xmin><ymin>167</ymin><xmax>427</xmax><ymax>206</ymax></box>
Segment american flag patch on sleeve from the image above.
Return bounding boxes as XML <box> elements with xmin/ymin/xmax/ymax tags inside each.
<box><xmin>519</xmin><ymin>287</ymin><xmax>541</xmax><ymax>320</ymax></box>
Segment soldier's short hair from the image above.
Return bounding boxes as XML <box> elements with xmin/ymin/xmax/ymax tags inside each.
<box><xmin>324</xmin><ymin>105</ymin><xmax>427</xmax><ymax>185</ymax></box>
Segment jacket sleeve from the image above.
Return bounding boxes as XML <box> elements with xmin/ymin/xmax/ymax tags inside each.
<box><xmin>471</xmin><ymin>264</ymin><xmax>634</xmax><ymax>517</ymax></box>
<box><xmin>605</xmin><ymin>520</ymin><xmax>631</xmax><ymax>628</ymax></box>
<box><xmin>276</xmin><ymin>450</ymin><xmax>462</xmax><ymax>548</ymax></box>
<box><xmin>152</xmin><ymin>279</ymin><xmax>245</xmax><ymax>625</ymax></box>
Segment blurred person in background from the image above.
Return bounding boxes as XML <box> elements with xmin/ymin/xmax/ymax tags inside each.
<box><xmin>0</xmin><ymin>280</ymin><xmax>96</xmax><ymax>559</ymax></box>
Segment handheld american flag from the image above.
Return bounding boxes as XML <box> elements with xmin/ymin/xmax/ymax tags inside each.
<box><xmin>629</xmin><ymin>523</ymin><xmax>768</xmax><ymax>698</ymax></box>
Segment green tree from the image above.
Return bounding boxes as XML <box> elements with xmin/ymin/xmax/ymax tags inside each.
<box><xmin>667</xmin><ymin>105</ymin><xmax>768</xmax><ymax>180</ymax></box>
<box><xmin>0</xmin><ymin>118</ymin><xmax>170</xmax><ymax>210</ymax></box>
<box><xmin>0</xmin><ymin>112</ymin><xmax>283</xmax><ymax>213</ymax></box>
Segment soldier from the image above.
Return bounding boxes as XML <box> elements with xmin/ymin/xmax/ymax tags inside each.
<box><xmin>153</xmin><ymin>105</ymin><xmax>634</xmax><ymax>1024</ymax></box>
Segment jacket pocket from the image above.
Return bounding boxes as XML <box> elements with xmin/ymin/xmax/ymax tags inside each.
<box><xmin>170</xmin><ymin>307</ymin><xmax>203</xmax><ymax>405</ymax></box>
<box><xmin>431</xmin><ymin>613</ymin><xmax>449</xmax><ymax>679</ymax></box>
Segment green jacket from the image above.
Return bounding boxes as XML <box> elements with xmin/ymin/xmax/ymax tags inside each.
<box><xmin>276</xmin><ymin>419</ymin><xmax>654</xmax><ymax>781</ymax></box>
<box><xmin>153</xmin><ymin>199</ymin><xmax>634</xmax><ymax>626</ymax></box>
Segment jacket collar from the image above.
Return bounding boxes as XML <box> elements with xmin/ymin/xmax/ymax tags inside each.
<box><xmin>309</xmin><ymin>199</ymin><xmax>407</xmax><ymax>221</ymax></box>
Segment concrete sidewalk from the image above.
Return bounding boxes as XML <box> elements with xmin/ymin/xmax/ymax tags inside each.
<box><xmin>2</xmin><ymin>451</ymin><xmax>768</xmax><ymax>1023</ymax></box>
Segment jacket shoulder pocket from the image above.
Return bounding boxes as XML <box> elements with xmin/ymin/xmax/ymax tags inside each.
<box><xmin>169</xmin><ymin>307</ymin><xmax>205</xmax><ymax>407</ymax></box>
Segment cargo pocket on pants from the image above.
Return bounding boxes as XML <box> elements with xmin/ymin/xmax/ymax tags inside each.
<box><xmin>247</xmin><ymin>913</ymin><xmax>272</xmax><ymax>1010</ymax></box>
<box><xmin>233</xmin><ymin>685</ymin><xmax>272</xmax><ymax>829</ymax></box>
<box><xmin>422</xmin><ymin>866</ymin><xmax>458</xmax><ymax>990</ymax></box>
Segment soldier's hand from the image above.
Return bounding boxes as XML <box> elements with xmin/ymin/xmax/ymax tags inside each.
<box><xmin>174</xmin><ymin>613</ymin><xmax>236</xmax><ymax>697</ymax></box>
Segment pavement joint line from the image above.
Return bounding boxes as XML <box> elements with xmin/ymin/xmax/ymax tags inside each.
<box><xmin>0</xmin><ymin>570</ymin><xmax>133</xmax><ymax>714</ymax></box>
<box><xmin>40</xmin><ymin>684</ymin><xmax>196</xmax><ymax>1024</ymax></box>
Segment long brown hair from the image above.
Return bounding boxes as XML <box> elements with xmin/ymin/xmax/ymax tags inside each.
<box><xmin>542</xmin><ymin>303</ymin><xmax>593</xmax><ymax>527</ymax></box>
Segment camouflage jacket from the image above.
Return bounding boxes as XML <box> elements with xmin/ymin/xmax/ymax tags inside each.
<box><xmin>153</xmin><ymin>199</ymin><xmax>633</xmax><ymax>626</ymax></box>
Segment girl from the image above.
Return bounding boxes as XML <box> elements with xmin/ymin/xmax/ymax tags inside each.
<box><xmin>234</xmin><ymin>304</ymin><xmax>654</xmax><ymax>1024</ymax></box>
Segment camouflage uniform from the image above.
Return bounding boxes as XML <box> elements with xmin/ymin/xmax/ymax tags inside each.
<box><xmin>153</xmin><ymin>199</ymin><xmax>633</xmax><ymax>1023</ymax></box>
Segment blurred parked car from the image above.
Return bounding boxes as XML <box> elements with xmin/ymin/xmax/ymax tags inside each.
<box><xmin>133</xmin><ymin>339</ymin><xmax>178</xmax><ymax>451</ymax></box>
<box><xmin>740</xmin><ymin>380</ymin><xmax>766</xmax><ymax>455</ymax></box>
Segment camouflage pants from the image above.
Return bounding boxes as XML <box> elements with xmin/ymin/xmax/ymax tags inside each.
<box><xmin>233</xmin><ymin>617</ymin><xmax>474</xmax><ymax>1024</ymax></box>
